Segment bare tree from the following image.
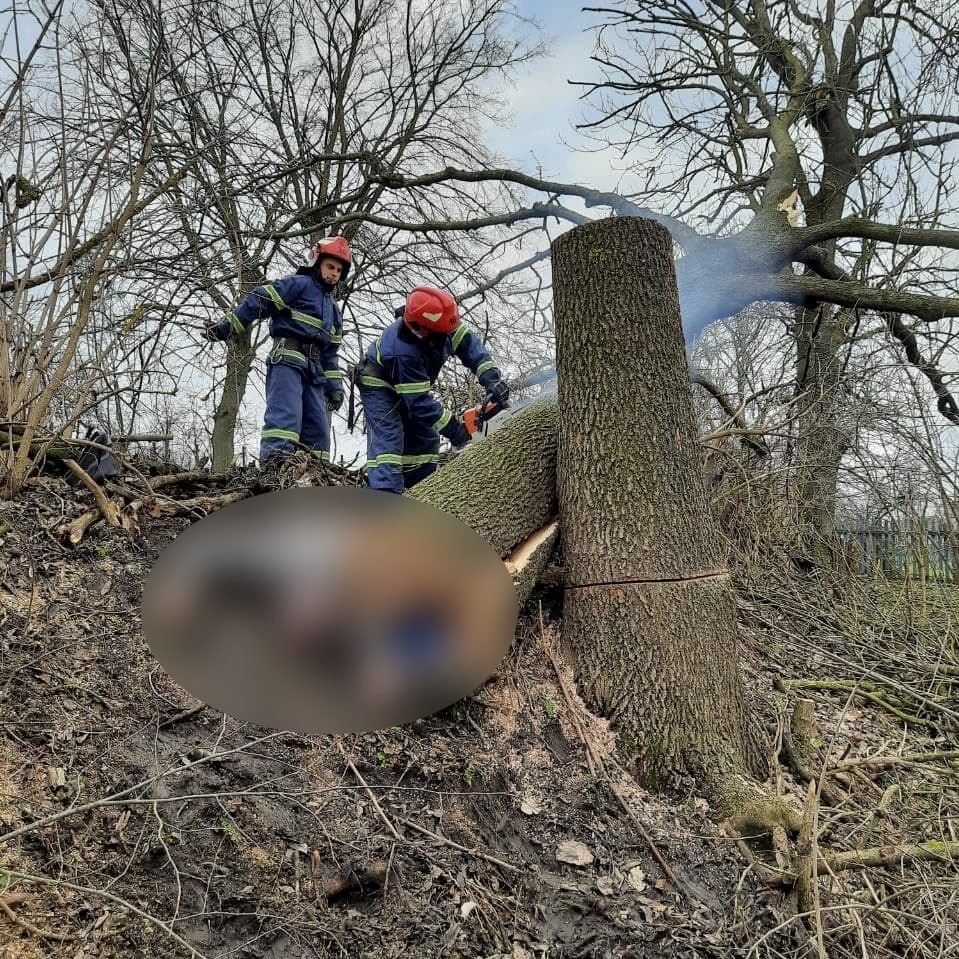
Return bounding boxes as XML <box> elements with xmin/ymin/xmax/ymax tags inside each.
<box><xmin>300</xmin><ymin>0</ymin><xmax>959</xmax><ymax>543</ymax></box>
<box><xmin>0</xmin><ymin>0</ymin><xmax>199</xmax><ymax>497</ymax></box>
<box><xmin>71</xmin><ymin>0</ymin><xmax>550</xmax><ymax>469</ymax></box>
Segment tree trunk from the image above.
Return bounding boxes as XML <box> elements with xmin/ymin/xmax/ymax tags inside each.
<box><xmin>211</xmin><ymin>260</ymin><xmax>265</xmax><ymax>471</ymax></box>
<box><xmin>789</xmin><ymin>102</ymin><xmax>857</xmax><ymax>545</ymax></box>
<box><xmin>211</xmin><ymin>329</ymin><xmax>255</xmax><ymax>472</ymax></box>
<box><xmin>792</xmin><ymin>300</ymin><xmax>852</xmax><ymax>546</ymax></box>
<box><xmin>552</xmin><ymin>216</ymin><xmax>757</xmax><ymax>792</ymax></box>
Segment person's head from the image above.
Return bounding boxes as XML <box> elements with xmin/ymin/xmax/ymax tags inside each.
<box><xmin>307</xmin><ymin>235</ymin><xmax>352</xmax><ymax>284</ymax></box>
<box><xmin>403</xmin><ymin>286</ymin><xmax>459</xmax><ymax>338</ymax></box>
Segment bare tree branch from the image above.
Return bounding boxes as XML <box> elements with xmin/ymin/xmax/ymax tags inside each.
<box><xmin>791</xmin><ymin>217</ymin><xmax>959</xmax><ymax>254</ymax></box>
<box><xmin>690</xmin><ymin>372</ymin><xmax>771</xmax><ymax>456</ymax></box>
<box><xmin>360</xmin><ymin>165</ymin><xmax>707</xmax><ymax>251</ymax></box>
<box><xmin>254</xmin><ymin>202</ymin><xmax>593</xmax><ymax>239</ymax></box>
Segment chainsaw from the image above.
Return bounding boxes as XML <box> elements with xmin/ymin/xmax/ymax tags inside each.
<box><xmin>462</xmin><ymin>392</ymin><xmax>509</xmax><ymax>441</ymax></box>
<box><xmin>440</xmin><ymin>375</ymin><xmax>551</xmax><ymax>464</ymax></box>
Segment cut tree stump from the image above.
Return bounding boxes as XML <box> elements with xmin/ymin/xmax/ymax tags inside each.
<box><xmin>551</xmin><ymin>215</ymin><xmax>758</xmax><ymax>792</ymax></box>
<box><xmin>505</xmin><ymin>520</ymin><xmax>560</xmax><ymax>607</ymax></box>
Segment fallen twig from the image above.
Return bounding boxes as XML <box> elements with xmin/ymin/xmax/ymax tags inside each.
<box><xmin>777</xmin><ymin>677</ymin><xmax>930</xmax><ymax>728</ymax></box>
<box><xmin>0</xmin><ymin>730</ymin><xmax>287</xmax><ymax>847</ymax></box>
<box><xmin>829</xmin><ymin>749</ymin><xmax>959</xmax><ymax>773</ymax></box>
<box><xmin>62</xmin><ymin>458</ymin><xmax>120</xmax><ymax>528</ymax></box>
<box><xmin>65</xmin><ymin>507</ymin><xmax>103</xmax><ymax>545</ymax></box>
<box><xmin>821</xmin><ymin>840</ymin><xmax>959</xmax><ymax>872</ymax></box>
<box><xmin>147</xmin><ymin>470</ymin><xmax>222</xmax><ymax>491</ymax></box>
<box><xmin>138</xmin><ymin>488</ymin><xmax>249</xmax><ymax>516</ymax></box>
<box><xmin>157</xmin><ymin>704</ymin><xmax>208</xmax><ymax>730</ymax></box>
<box><xmin>337</xmin><ymin>742</ymin><xmax>401</xmax><ymax>841</ymax></box>
<box><xmin>398</xmin><ymin>816</ymin><xmax>520</xmax><ymax>873</ymax></box>
<box><xmin>1</xmin><ymin>869</ymin><xmax>209</xmax><ymax>957</ymax></box>
<box><xmin>723</xmin><ymin>826</ymin><xmax>792</xmax><ymax>888</ymax></box>
<box><xmin>0</xmin><ymin>893</ymin><xmax>77</xmax><ymax>943</ymax></box>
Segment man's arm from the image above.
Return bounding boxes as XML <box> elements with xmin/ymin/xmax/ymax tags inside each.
<box><xmin>395</xmin><ymin>353</ymin><xmax>470</xmax><ymax>447</ymax></box>
<box><xmin>321</xmin><ymin>305</ymin><xmax>346</xmax><ymax>408</ymax></box>
<box><xmin>451</xmin><ymin>323</ymin><xmax>508</xmax><ymax>404</ymax></box>
<box><xmin>206</xmin><ymin>276</ymin><xmax>297</xmax><ymax>341</ymax></box>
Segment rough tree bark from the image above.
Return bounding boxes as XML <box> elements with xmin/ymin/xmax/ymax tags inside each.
<box><xmin>210</xmin><ymin>259</ymin><xmax>263</xmax><ymax>472</ymax></box>
<box><xmin>406</xmin><ymin>401</ymin><xmax>559</xmax><ymax>605</ymax></box>
<box><xmin>551</xmin><ymin>216</ymin><xmax>759</xmax><ymax>793</ymax></box>
<box><xmin>211</xmin><ymin>329</ymin><xmax>255</xmax><ymax>472</ymax></box>
<box><xmin>406</xmin><ymin>250</ymin><xmax>795</xmax><ymax>830</ymax></box>
<box><xmin>405</xmin><ymin>401</ymin><xmax>559</xmax><ymax>557</ymax></box>
<box><xmin>790</xmin><ymin>85</ymin><xmax>860</xmax><ymax>546</ymax></box>
<box><xmin>793</xmin><ymin>301</ymin><xmax>852</xmax><ymax>544</ymax></box>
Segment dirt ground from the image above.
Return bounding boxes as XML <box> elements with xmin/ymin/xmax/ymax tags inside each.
<box><xmin>1</xmin><ymin>468</ymin><xmax>957</xmax><ymax>958</ymax></box>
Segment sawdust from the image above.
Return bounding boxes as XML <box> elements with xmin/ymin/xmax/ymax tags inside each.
<box><xmin>0</xmin><ymin>585</ymin><xmax>44</xmax><ymax>620</ymax></box>
<box><xmin>480</xmin><ymin>683</ymin><xmax>524</xmax><ymax>738</ymax></box>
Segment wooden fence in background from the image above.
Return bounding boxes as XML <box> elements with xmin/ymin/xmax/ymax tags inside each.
<box><xmin>838</xmin><ymin>523</ymin><xmax>959</xmax><ymax>584</ymax></box>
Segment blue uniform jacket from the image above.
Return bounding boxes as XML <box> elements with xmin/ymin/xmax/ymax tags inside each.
<box><xmin>361</xmin><ymin>313</ymin><xmax>498</xmax><ymax>436</ymax></box>
<box><xmin>212</xmin><ymin>269</ymin><xmax>344</xmax><ymax>393</ymax></box>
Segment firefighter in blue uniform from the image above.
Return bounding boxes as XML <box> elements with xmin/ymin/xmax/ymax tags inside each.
<box><xmin>205</xmin><ymin>236</ymin><xmax>353</xmax><ymax>466</ymax></box>
<box><xmin>355</xmin><ymin>286</ymin><xmax>509</xmax><ymax>493</ymax></box>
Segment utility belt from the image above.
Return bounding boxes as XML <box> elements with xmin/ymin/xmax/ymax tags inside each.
<box><xmin>351</xmin><ymin>356</ymin><xmax>390</xmax><ymax>384</ymax></box>
<box><xmin>276</xmin><ymin>335</ymin><xmax>324</xmax><ymax>360</ymax></box>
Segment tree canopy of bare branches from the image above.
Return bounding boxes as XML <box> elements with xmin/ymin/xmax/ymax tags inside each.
<box><xmin>2</xmin><ymin>0</ymin><xmax>553</xmax><ymax>486</ymax></box>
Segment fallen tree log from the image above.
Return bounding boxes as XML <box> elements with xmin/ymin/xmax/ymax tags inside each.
<box><xmin>505</xmin><ymin>520</ymin><xmax>560</xmax><ymax>607</ymax></box>
<box><xmin>2</xmin><ymin>430</ymin><xmax>87</xmax><ymax>461</ymax></box>
<box><xmin>406</xmin><ymin>402</ymin><xmax>560</xmax><ymax>604</ymax></box>
<box><xmin>62</xmin><ymin>458</ymin><xmax>120</xmax><ymax>528</ymax></box>
<box><xmin>405</xmin><ymin>400</ymin><xmax>559</xmax><ymax>559</ymax></box>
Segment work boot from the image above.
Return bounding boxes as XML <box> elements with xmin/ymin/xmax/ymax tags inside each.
<box><xmin>255</xmin><ymin>454</ymin><xmax>292</xmax><ymax>491</ymax></box>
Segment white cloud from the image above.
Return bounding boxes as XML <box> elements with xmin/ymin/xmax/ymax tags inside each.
<box><xmin>484</xmin><ymin>30</ymin><xmax>597</xmax><ymax>174</ymax></box>
<box><xmin>482</xmin><ymin>25</ymin><xmax>658</xmax><ymax>196</ymax></box>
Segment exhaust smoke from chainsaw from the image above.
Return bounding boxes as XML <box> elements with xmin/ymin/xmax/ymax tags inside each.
<box><xmin>142</xmin><ymin>487</ymin><xmax>518</xmax><ymax>734</ymax></box>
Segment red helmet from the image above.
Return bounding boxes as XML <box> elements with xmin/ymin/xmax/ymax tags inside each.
<box><xmin>404</xmin><ymin>286</ymin><xmax>459</xmax><ymax>335</ymax></box>
<box><xmin>309</xmin><ymin>235</ymin><xmax>352</xmax><ymax>280</ymax></box>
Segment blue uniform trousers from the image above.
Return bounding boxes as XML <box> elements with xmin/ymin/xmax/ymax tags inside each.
<box><xmin>260</xmin><ymin>360</ymin><xmax>331</xmax><ymax>463</ymax></box>
<box><xmin>359</xmin><ymin>384</ymin><xmax>440</xmax><ymax>493</ymax></box>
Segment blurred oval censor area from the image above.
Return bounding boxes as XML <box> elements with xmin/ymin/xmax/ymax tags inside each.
<box><xmin>142</xmin><ymin>487</ymin><xmax>518</xmax><ymax>734</ymax></box>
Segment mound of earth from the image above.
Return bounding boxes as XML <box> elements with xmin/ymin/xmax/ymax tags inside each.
<box><xmin>2</xmin><ymin>468</ymin><xmax>956</xmax><ymax>958</ymax></box>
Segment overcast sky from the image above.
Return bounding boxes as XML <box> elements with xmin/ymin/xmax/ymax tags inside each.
<box><xmin>480</xmin><ymin>1</ymin><xmax>648</xmax><ymax>195</ymax></box>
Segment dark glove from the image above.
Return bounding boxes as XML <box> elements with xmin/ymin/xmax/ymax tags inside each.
<box><xmin>326</xmin><ymin>389</ymin><xmax>345</xmax><ymax>413</ymax></box>
<box><xmin>479</xmin><ymin>368</ymin><xmax>509</xmax><ymax>408</ymax></box>
<box><xmin>445</xmin><ymin>417</ymin><xmax>471</xmax><ymax>450</ymax></box>
<box><xmin>203</xmin><ymin>322</ymin><xmax>224</xmax><ymax>342</ymax></box>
